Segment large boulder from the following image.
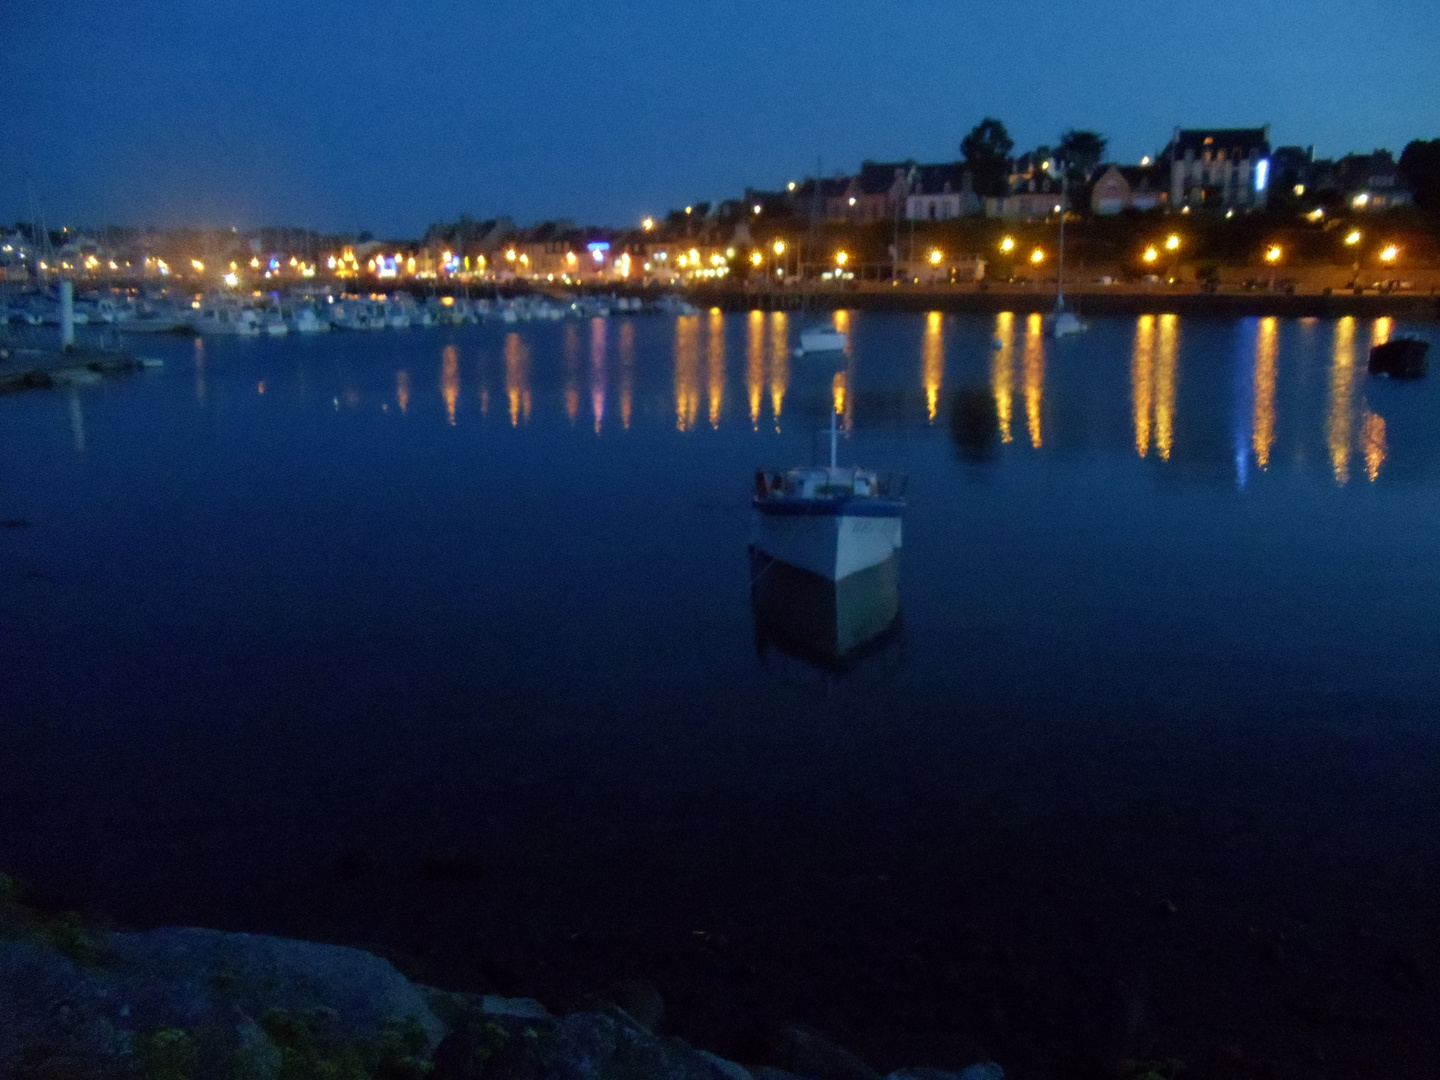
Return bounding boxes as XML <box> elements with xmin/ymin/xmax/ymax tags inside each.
<box><xmin>0</xmin><ymin>926</ymin><xmax>444</xmax><ymax>1079</ymax></box>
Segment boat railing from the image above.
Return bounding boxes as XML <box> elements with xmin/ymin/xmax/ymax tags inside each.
<box><xmin>754</xmin><ymin>469</ymin><xmax>907</xmax><ymax>500</ymax></box>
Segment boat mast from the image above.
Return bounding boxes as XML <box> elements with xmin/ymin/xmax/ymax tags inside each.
<box><xmin>829</xmin><ymin>393</ymin><xmax>838</xmax><ymax>469</ymax></box>
<box><xmin>1055</xmin><ymin>164</ymin><xmax>1067</xmax><ymax>313</ymax></box>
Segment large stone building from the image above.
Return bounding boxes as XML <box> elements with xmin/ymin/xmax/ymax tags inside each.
<box><xmin>1166</xmin><ymin>127</ymin><xmax>1271</xmax><ymax>211</ymax></box>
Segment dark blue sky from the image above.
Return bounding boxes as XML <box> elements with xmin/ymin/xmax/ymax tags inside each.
<box><xmin>4</xmin><ymin>0</ymin><xmax>1436</xmax><ymax>236</ymax></box>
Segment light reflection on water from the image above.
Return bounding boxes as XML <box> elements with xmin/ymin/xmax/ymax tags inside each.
<box><xmin>141</xmin><ymin>311</ymin><xmax>1434</xmax><ymax>484</ymax></box>
<box><xmin>991</xmin><ymin>312</ymin><xmax>1015</xmax><ymax>444</ymax></box>
<box><xmin>922</xmin><ymin>311</ymin><xmax>943</xmax><ymax>424</ymax></box>
<box><xmin>1022</xmin><ymin>313</ymin><xmax>1045</xmax><ymax>449</ymax></box>
<box><xmin>1251</xmin><ymin>317</ymin><xmax>1278</xmax><ymax>469</ymax></box>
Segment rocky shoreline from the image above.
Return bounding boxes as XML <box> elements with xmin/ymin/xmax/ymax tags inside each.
<box><xmin>0</xmin><ymin>873</ymin><xmax>1002</xmax><ymax>1080</ymax></box>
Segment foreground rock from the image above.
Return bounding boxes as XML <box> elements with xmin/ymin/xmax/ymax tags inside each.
<box><xmin>0</xmin><ymin>876</ymin><xmax>1003</xmax><ymax>1080</ymax></box>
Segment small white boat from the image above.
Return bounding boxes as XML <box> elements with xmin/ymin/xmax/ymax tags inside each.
<box><xmin>751</xmin><ymin>547</ymin><xmax>901</xmax><ymax>670</ymax></box>
<box><xmin>797</xmin><ymin>324</ymin><xmax>847</xmax><ymax>355</ymax></box>
<box><xmin>264</xmin><ymin>310</ymin><xmax>289</xmax><ymax>336</ymax></box>
<box><xmin>292</xmin><ymin>306</ymin><xmax>330</xmax><ymax>333</ymax></box>
<box><xmin>1048</xmin><ymin>306</ymin><xmax>1086</xmax><ymax>338</ymax></box>
<box><xmin>751</xmin><ymin>407</ymin><xmax>904</xmax><ymax>582</ymax></box>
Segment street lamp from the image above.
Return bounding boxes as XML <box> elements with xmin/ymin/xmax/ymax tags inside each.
<box><xmin>1030</xmin><ymin>248</ymin><xmax>1045</xmax><ymax>265</ymax></box>
<box><xmin>1345</xmin><ymin>229</ymin><xmax>1362</xmax><ymax>288</ymax></box>
<box><xmin>1165</xmin><ymin>234</ymin><xmax>1180</xmax><ymax>252</ymax></box>
<box><xmin>642</xmin><ymin>217</ymin><xmax>654</xmax><ymax>231</ymax></box>
<box><xmin>1380</xmin><ymin>244</ymin><xmax>1399</xmax><ymax>264</ymax></box>
<box><xmin>1265</xmin><ymin>244</ymin><xmax>1282</xmax><ymax>292</ymax></box>
<box><xmin>835</xmin><ymin>251</ymin><xmax>848</xmax><ymax>267</ymax></box>
<box><xmin>929</xmin><ymin>249</ymin><xmax>943</xmax><ymax>265</ymax></box>
<box><xmin>1144</xmin><ymin>246</ymin><xmax>1159</xmax><ymax>264</ymax></box>
<box><xmin>999</xmin><ymin>236</ymin><xmax>1015</xmax><ymax>254</ymax></box>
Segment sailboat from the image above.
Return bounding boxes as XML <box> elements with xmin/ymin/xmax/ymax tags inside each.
<box><xmin>1046</xmin><ymin>166</ymin><xmax>1086</xmax><ymax>338</ymax></box>
<box><xmin>794</xmin><ymin>167</ymin><xmax>848</xmax><ymax>356</ymax></box>
<box><xmin>751</xmin><ymin>388</ymin><xmax>904</xmax><ymax>582</ymax></box>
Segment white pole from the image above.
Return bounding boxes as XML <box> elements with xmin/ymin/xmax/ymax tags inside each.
<box><xmin>60</xmin><ymin>279</ymin><xmax>75</xmax><ymax>349</ymax></box>
<box><xmin>829</xmin><ymin>396</ymin><xmax>838</xmax><ymax>470</ymax></box>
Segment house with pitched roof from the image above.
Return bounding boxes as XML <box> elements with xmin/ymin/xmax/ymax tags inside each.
<box><xmin>1090</xmin><ymin>164</ymin><xmax>1168</xmax><ymax>214</ymax></box>
<box><xmin>1166</xmin><ymin>127</ymin><xmax>1271</xmax><ymax>211</ymax></box>
<box><xmin>904</xmin><ymin>163</ymin><xmax>981</xmax><ymax>221</ymax></box>
<box><xmin>827</xmin><ymin>161</ymin><xmax>911</xmax><ymax>223</ymax></box>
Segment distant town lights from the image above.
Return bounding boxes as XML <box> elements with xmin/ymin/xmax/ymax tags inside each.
<box><xmin>642</xmin><ymin>217</ymin><xmax>654</xmax><ymax>231</ymax></box>
<box><xmin>1353</xmin><ymin>192</ymin><xmax>1370</xmax><ymax>208</ymax></box>
<box><xmin>1030</xmin><ymin>248</ymin><xmax>1045</xmax><ymax>264</ymax></box>
<box><xmin>1165</xmin><ymin>234</ymin><xmax>1180</xmax><ymax>251</ymax></box>
<box><xmin>773</xmin><ymin>240</ymin><xmax>785</xmax><ymax>255</ymax></box>
<box><xmin>1345</xmin><ymin>230</ymin><xmax>1362</xmax><ymax>246</ymax></box>
<box><xmin>1265</xmin><ymin>245</ymin><xmax>1283</xmax><ymax>264</ymax></box>
<box><xmin>1380</xmin><ymin>245</ymin><xmax>1399</xmax><ymax>263</ymax></box>
<box><xmin>1143</xmin><ymin>246</ymin><xmax>1158</xmax><ymax>263</ymax></box>
<box><xmin>929</xmin><ymin>249</ymin><xmax>943</xmax><ymax>265</ymax></box>
<box><xmin>999</xmin><ymin>236</ymin><xmax>1015</xmax><ymax>253</ymax></box>
<box><xmin>753</xmin><ymin>204</ymin><xmax>762</xmax><ymax>215</ymax></box>
<box><xmin>750</xmin><ymin>251</ymin><xmax>763</xmax><ymax>266</ymax></box>
<box><xmin>835</xmin><ymin>251</ymin><xmax>848</xmax><ymax>266</ymax></box>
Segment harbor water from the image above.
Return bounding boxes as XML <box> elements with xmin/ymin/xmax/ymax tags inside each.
<box><xmin>3</xmin><ymin>311</ymin><xmax>1440</xmax><ymax>1077</ymax></box>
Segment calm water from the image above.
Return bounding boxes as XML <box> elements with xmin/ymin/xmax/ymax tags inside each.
<box><xmin>3</xmin><ymin>312</ymin><xmax>1440</xmax><ymax>1078</ymax></box>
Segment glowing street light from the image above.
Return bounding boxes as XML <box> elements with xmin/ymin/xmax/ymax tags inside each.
<box><xmin>999</xmin><ymin>236</ymin><xmax>1016</xmax><ymax>254</ymax></box>
<box><xmin>773</xmin><ymin>239</ymin><xmax>786</xmax><ymax>256</ymax></box>
<box><xmin>753</xmin><ymin>204</ymin><xmax>762</xmax><ymax>215</ymax></box>
<box><xmin>191</xmin><ymin>259</ymin><xmax>205</xmax><ymax>272</ymax></box>
<box><xmin>1380</xmin><ymin>244</ymin><xmax>1399</xmax><ymax>264</ymax></box>
<box><xmin>1265</xmin><ymin>245</ymin><xmax>1282</xmax><ymax>264</ymax></box>
<box><xmin>1030</xmin><ymin>248</ymin><xmax>1045</xmax><ymax>265</ymax></box>
<box><xmin>835</xmin><ymin>251</ymin><xmax>849</xmax><ymax>266</ymax></box>
<box><xmin>929</xmin><ymin>249</ymin><xmax>943</xmax><ymax>265</ymax></box>
<box><xmin>1143</xmin><ymin>246</ymin><xmax>1159</xmax><ymax>264</ymax></box>
<box><xmin>1345</xmin><ymin>230</ymin><xmax>1362</xmax><ymax>246</ymax></box>
<box><xmin>506</xmin><ymin>249</ymin><xmax>517</xmax><ymax>262</ymax></box>
<box><xmin>750</xmin><ymin>251</ymin><xmax>763</xmax><ymax>267</ymax></box>
<box><xmin>1165</xmin><ymin>234</ymin><xmax>1180</xmax><ymax>252</ymax></box>
<box><xmin>642</xmin><ymin>217</ymin><xmax>655</xmax><ymax>231</ymax></box>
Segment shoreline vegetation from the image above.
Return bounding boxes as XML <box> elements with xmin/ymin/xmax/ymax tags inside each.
<box><xmin>0</xmin><ymin>872</ymin><xmax>1003</xmax><ymax>1080</ymax></box>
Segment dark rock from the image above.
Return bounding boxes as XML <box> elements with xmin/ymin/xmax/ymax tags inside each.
<box><xmin>436</xmin><ymin>1010</ymin><xmax>733</xmax><ymax>1080</ymax></box>
<box><xmin>774</xmin><ymin>1023</ymin><xmax>881</xmax><ymax>1080</ymax></box>
<box><xmin>0</xmin><ymin>927</ymin><xmax>444</xmax><ymax>1078</ymax></box>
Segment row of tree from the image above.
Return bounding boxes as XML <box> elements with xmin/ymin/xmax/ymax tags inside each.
<box><xmin>960</xmin><ymin>119</ymin><xmax>1107</xmax><ymax>197</ymax></box>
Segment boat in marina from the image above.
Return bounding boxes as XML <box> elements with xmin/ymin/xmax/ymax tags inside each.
<box><xmin>797</xmin><ymin>323</ymin><xmax>847</xmax><ymax>355</ymax></box>
<box><xmin>1044</xmin><ymin>166</ymin><xmax>1087</xmax><ymax>339</ymax></box>
<box><xmin>292</xmin><ymin>305</ymin><xmax>330</xmax><ymax>333</ymax></box>
<box><xmin>1369</xmin><ymin>336</ymin><xmax>1430</xmax><ymax>379</ymax></box>
<box><xmin>188</xmin><ymin>304</ymin><xmax>261</xmax><ymax>336</ymax></box>
<box><xmin>751</xmin><ymin>403</ymin><xmax>904</xmax><ymax>583</ymax></box>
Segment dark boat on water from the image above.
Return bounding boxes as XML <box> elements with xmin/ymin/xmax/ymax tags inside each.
<box><xmin>1368</xmin><ymin>336</ymin><xmax>1430</xmax><ymax>379</ymax></box>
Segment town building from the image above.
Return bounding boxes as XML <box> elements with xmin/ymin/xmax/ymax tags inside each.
<box><xmin>985</xmin><ymin>193</ymin><xmax>1068</xmax><ymax>220</ymax></box>
<box><xmin>904</xmin><ymin>163</ymin><xmax>981</xmax><ymax>221</ymax></box>
<box><xmin>1166</xmin><ymin>127</ymin><xmax>1271</xmax><ymax>211</ymax></box>
<box><xmin>828</xmin><ymin>161</ymin><xmax>911</xmax><ymax>223</ymax></box>
<box><xmin>1090</xmin><ymin>164</ymin><xmax>1167</xmax><ymax>214</ymax></box>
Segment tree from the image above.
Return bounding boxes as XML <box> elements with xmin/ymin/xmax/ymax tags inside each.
<box><xmin>962</xmin><ymin>118</ymin><xmax>1015</xmax><ymax>198</ymax></box>
<box><xmin>1399</xmin><ymin>139</ymin><xmax>1440</xmax><ymax>212</ymax></box>
<box><xmin>1056</xmin><ymin>129</ymin><xmax>1108</xmax><ymax>182</ymax></box>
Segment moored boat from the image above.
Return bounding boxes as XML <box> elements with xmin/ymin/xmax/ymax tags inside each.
<box><xmin>751</xmin><ymin>405</ymin><xmax>904</xmax><ymax>583</ymax></box>
<box><xmin>1368</xmin><ymin>336</ymin><xmax>1429</xmax><ymax>379</ymax></box>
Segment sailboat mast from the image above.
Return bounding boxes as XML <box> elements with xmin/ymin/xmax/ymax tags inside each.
<box><xmin>829</xmin><ymin>396</ymin><xmax>838</xmax><ymax>470</ymax></box>
<box><xmin>1055</xmin><ymin>166</ymin><xmax>1067</xmax><ymax>311</ymax></box>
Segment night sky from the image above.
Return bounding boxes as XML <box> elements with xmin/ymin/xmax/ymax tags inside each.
<box><xmin>4</xmin><ymin>0</ymin><xmax>1437</xmax><ymax>236</ymax></box>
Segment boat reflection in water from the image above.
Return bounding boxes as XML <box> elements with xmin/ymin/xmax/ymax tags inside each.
<box><xmin>750</xmin><ymin>548</ymin><xmax>903</xmax><ymax>679</ymax></box>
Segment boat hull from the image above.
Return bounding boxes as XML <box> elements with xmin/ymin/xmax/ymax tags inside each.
<box><xmin>1369</xmin><ymin>338</ymin><xmax>1429</xmax><ymax>379</ymax></box>
<box><xmin>750</xmin><ymin>548</ymin><xmax>900</xmax><ymax>667</ymax></box>
<box><xmin>751</xmin><ymin>496</ymin><xmax>903</xmax><ymax>582</ymax></box>
<box><xmin>799</xmin><ymin>328</ymin><xmax>846</xmax><ymax>354</ymax></box>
